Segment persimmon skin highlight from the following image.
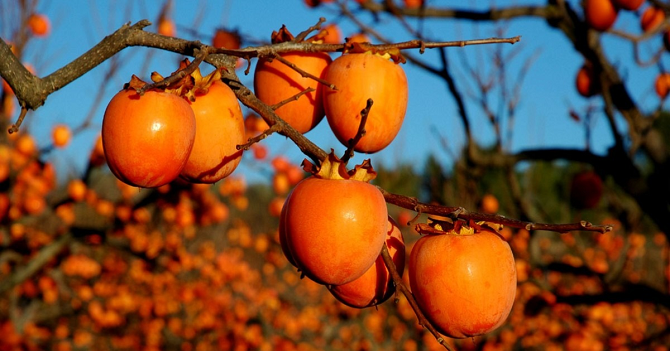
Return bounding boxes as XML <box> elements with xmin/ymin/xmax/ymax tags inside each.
<box><xmin>254</xmin><ymin>52</ymin><xmax>332</xmax><ymax>134</ymax></box>
<box><xmin>323</xmin><ymin>53</ymin><xmax>408</xmax><ymax>153</ymax></box>
<box><xmin>180</xmin><ymin>81</ymin><xmax>245</xmax><ymax>184</ymax></box>
<box><xmin>102</xmin><ymin>89</ymin><xmax>196</xmax><ymax>188</ymax></box>
<box><xmin>409</xmin><ymin>230</ymin><xmax>517</xmax><ymax>339</ymax></box>
<box><xmin>282</xmin><ymin>177</ymin><xmax>388</xmax><ymax>286</ymax></box>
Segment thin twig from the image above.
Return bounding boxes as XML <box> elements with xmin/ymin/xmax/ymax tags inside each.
<box><xmin>273</xmin><ymin>54</ymin><xmax>337</xmax><ymax>90</ymax></box>
<box><xmin>270</xmin><ymin>87</ymin><xmax>315</xmax><ymax>110</ymax></box>
<box><xmin>379</xmin><ymin>187</ymin><xmax>613</xmax><ymax>234</ymax></box>
<box><xmin>294</xmin><ymin>17</ymin><xmax>327</xmax><ymax>42</ymax></box>
<box><xmin>237</xmin><ymin>124</ymin><xmax>281</xmax><ymax>151</ymax></box>
<box><xmin>8</xmin><ymin>107</ymin><xmax>27</xmax><ymax>134</ymax></box>
<box><xmin>380</xmin><ymin>244</ymin><xmax>452</xmax><ymax>351</ymax></box>
<box><xmin>341</xmin><ymin>98</ymin><xmax>373</xmax><ymax>164</ymax></box>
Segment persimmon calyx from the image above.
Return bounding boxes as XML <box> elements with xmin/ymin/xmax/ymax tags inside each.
<box><xmin>342</xmin><ymin>42</ymin><xmax>406</xmax><ymax>64</ymax></box>
<box><xmin>302</xmin><ymin>151</ymin><xmax>377</xmax><ymax>182</ymax></box>
<box><xmin>271</xmin><ymin>25</ymin><xmax>296</xmax><ymax>43</ymax></box>
<box><xmin>418</xmin><ymin>218</ymin><xmax>503</xmax><ymax>236</ymax></box>
<box><xmin>150</xmin><ymin>58</ymin><xmax>224</xmax><ymax>102</ymax></box>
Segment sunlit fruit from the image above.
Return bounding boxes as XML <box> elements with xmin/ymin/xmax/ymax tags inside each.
<box><xmin>655</xmin><ymin>72</ymin><xmax>670</xmax><ymax>98</ymax></box>
<box><xmin>480</xmin><ymin>193</ymin><xmax>499</xmax><ymax>214</ymax></box>
<box><xmin>584</xmin><ymin>0</ymin><xmax>618</xmax><ymax>31</ymax></box>
<box><xmin>212</xmin><ymin>28</ymin><xmax>241</xmax><ymax>49</ymax></box>
<box><xmin>641</xmin><ymin>6</ymin><xmax>665</xmax><ymax>32</ymax></box>
<box><xmin>404</xmin><ymin>0</ymin><xmax>424</xmax><ymax>9</ymax></box>
<box><xmin>281</xmin><ymin>155</ymin><xmax>388</xmax><ymax>285</ymax></box>
<box><xmin>67</xmin><ymin>179</ymin><xmax>87</xmax><ymax>202</ymax></box>
<box><xmin>328</xmin><ymin>217</ymin><xmax>405</xmax><ymax>308</ymax></box>
<box><xmin>323</xmin><ymin>53</ymin><xmax>408</xmax><ymax>153</ymax></box>
<box><xmin>409</xmin><ymin>226</ymin><xmax>517</xmax><ymax>338</ymax></box>
<box><xmin>252</xmin><ymin>144</ymin><xmax>267</xmax><ymax>160</ymax></box>
<box><xmin>304</xmin><ymin>0</ymin><xmax>335</xmax><ymax>7</ymax></box>
<box><xmin>576</xmin><ymin>64</ymin><xmax>598</xmax><ymax>97</ymax></box>
<box><xmin>570</xmin><ymin>170</ymin><xmax>603</xmax><ymax>209</ymax></box>
<box><xmin>102</xmin><ymin>76</ymin><xmax>196</xmax><ymax>188</ymax></box>
<box><xmin>254</xmin><ymin>52</ymin><xmax>332</xmax><ymax>133</ymax></box>
<box><xmin>27</xmin><ymin>14</ymin><xmax>50</xmax><ymax>37</ymax></box>
<box><xmin>52</xmin><ymin>124</ymin><xmax>72</xmax><ymax>148</ymax></box>
<box><xmin>158</xmin><ymin>18</ymin><xmax>176</xmax><ymax>37</ymax></box>
<box><xmin>612</xmin><ymin>0</ymin><xmax>643</xmax><ymax>11</ymax></box>
<box><xmin>320</xmin><ymin>24</ymin><xmax>342</xmax><ymax>44</ymax></box>
<box><xmin>347</xmin><ymin>33</ymin><xmax>371</xmax><ymax>43</ymax></box>
<box><xmin>180</xmin><ymin>80</ymin><xmax>244</xmax><ymax>184</ymax></box>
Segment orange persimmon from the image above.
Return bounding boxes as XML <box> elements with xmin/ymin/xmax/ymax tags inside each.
<box><xmin>323</xmin><ymin>53</ymin><xmax>408</xmax><ymax>153</ymax></box>
<box><xmin>102</xmin><ymin>76</ymin><xmax>196</xmax><ymax>188</ymax></box>
<box><xmin>409</xmin><ymin>226</ymin><xmax>516</xmax><ymax>338</ymax></box>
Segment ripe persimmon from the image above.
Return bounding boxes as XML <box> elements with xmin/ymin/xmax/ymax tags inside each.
<box><xmin>409</xmin><ymin>226</ymin><xmax>517</xmax><ymax>338</ymax></box>
<box><xmin>480</xmin><ymin>193</ymin><xmax>500</xmax><ymax>214</ymax></box>
<box><xmin>254</xmin><ymin>51</ymin><xmax>331</xmax><ymax>133</ymax></box>
<box><xmin>52</xmin><ymin>124</ymin><xmax>71</xmax><ymax>148</ymax></box>
<box><xmin>281</xmin><ymin>154</ymin><xmax>388</xmax><ymax>285</ymax></box>
<box><xmin>212</xmin><ymin>29</ymin><xmax>241</xmax><ymax>49</ymax></box>
<box><xmin>347</xmin><ymin>33</ymin><xmax>371</xmax><ymax>43</ymax></box>
<box><xmin>180</xmin><ymin>76</ymin><xmax>245</xmax><ymax>184</ymax></box>
<box><xmin>655</xmin><ymin>72</ymin><xmax>670</xmax><ymax>98</ymax></box>
<box><xmin>318</xmin><ymin>24</ymin><xmax>342</xmax><ymax>44</ymax></box>
<box><xmin>157</xmin><ymin>18</ymin><xmax>176</xmax><ymax>37</ymax></box>
<box><xmin>612</xmin><ymin>0</ymin><xmax>643</xmax><ymax>11</ymax></box>
<box><xmin>404</xmin><ymin>0</ymin><xmax>424</xmax><ymax>9</ymax></box>
<box><xmin>576</xmin><ymin>64</ymin><xmax>598</xmax><ymax>97</ymax></box>
<box><xmin>102</xmin><ymin>75</ymin><xmax>196</xmax><ymax>188</ymax></box>
<box><xmin>27</xmin><ymin>14</ymin><xmax>50</xmax><ymax>37</ymax></box>
<box><xmin>323</xmin><ymin>53</ymin><xmax>408</xmax><ymax>153</ymax></box>
<box><xmin>584</xmin><ymin>0</ymin><xmax>618</xmax><ymax>31</ymax></box>
<box><xmin>570</xmin><ymin>171</ymin><xmax>603</xmax><ymax>209</ymax></box>
<box><xmin>328</xmin><ymin>217</ymin><xmax>405</xmax><ymax>308</ymax></box>
<box><xmin>641</xmin><ymin>6</ymin><xmax>665</xmax><ymax>32</ymax></box>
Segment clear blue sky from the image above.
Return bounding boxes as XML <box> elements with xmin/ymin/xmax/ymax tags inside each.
<box><xmin>3</xmin><ymin>0</ymin><xmax>658</xmax><ymax>184</ymax></box>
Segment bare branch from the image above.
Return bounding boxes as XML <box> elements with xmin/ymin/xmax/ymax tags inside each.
<box><xmin>379</xmin><ymin>187</ymin><xmax>613</xmax><ymax>234</ymax></box>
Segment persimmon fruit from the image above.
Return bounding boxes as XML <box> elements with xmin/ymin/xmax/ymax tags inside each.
<box><xmin>212</xmin><ymin>29</ymin><xmax>241</xmax><ymax>49</ymax></box>
<box><xmin>347</xmin><ymin>33</ymin><xmax>371</xmax><ymax>43</ymax></box>
<box><xmin>254</xmin><ymin>52</ymin><xmax>332</xmax><ymax>133</ymax></box>
<box><xmin>584</xmin><ymin>0</ymin><xmax>618</xmax><ymax>31</ymax></box>
<box><xmin>641</xmin><ymin>6</ymin><xmax>665</xmax><ymax>33</ymax></box>
<box><xmin>612</xmin><ymin>0</ymin><xmax>643</xmax><ymax>11</ymax></box>
<box><xmin>179</xmin><ymin>80</ymin><xmax>245</xmax><ymax>184</ymax></box>
<box><xmin>27</xmin><ymin>14</ymin><xmax>50</xmax><ymax>37</ymax></box>
<box><xmin>328</xmin><ymin>217</ymin><xmax>405</xmax><ymax>308</ymax></box>
<box><xmin>102</xmin><ymin>76</ymin><xmax>196</xmax><ymax>188</ymax></box>
<box><xmin>52</xmin><ymin>125</ymin><xmax>72</xmax><ymax>148</ymax></box>
<box><xmin>409</xmin><ymin>227</ymin><xmax>517</xmax><ymax>339</ymax></box>
<box><xmin>157</xmin><ymin>18</ymin><xmax>176</xmax><ymax>37</ymax></box>
<box><xmin>570</xmin><ymin>171</ymin><xmax>603</xmax><ymax>209</ymax></box>
<box><xmin>404</xmin><ymin>0</ymin><xmax>424</xmax><ymax>9</ymax></box>
<box><xmin>280</xmin><ymin>154</ymin><xmax>388</xmax><ymax>285</ymax></box>
<box><xmin>323</xmin><ymin>53</ymin><xmax>408</xmax><ymax>153</ymax></box>
<box><xmin>655</xmin><ymin>72</ymin><xmax>670</xmax><ymax>98</ymax></box>
<box><xmin>320</xmin><ymin>24</ymin><xmax>342</xmax><ymax>44</ymax></box>
<box><xmin>480</xmin><ymin>193</ymin><xmax>500</xmax><ymax>214</ymax></box>
<box><xmin>576</xmin><ymin>64</ymin><xmax>598</xmax><ymax>97</ymax></box>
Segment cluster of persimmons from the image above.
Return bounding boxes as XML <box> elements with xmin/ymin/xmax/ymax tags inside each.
<box><xmin>579</xmin><ymin>0</ymin><xmax>670</xmax><ymax>100</ymax></box>
<box><xmin>97</xmin><ymin>19</ymin><xmax>519</xmax><ymax>342</ymax></box>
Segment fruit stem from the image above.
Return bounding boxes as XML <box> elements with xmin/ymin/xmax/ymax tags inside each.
<box><xmin>341</xmin><ymin>98</ymin><xmax>373</xmax><ymax>164</ymax></box>
<box><xmin>380</xmin><ymin>244</ymin><xmax>454</xmax><ymax>350</ymax></box>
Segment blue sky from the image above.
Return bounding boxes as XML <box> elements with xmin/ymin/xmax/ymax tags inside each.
<box><xmin>2</xmin><ymin>0</ymin><xmax>659</xmax><ymax>184</ymax></box>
